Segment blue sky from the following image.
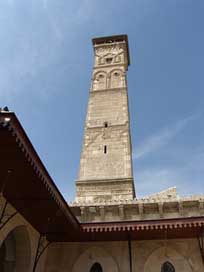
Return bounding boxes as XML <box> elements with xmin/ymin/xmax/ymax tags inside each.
<box><xmin>1</xmin><ymin>0</ymin><xmax>204</xmax><ymax>201</ymax></box>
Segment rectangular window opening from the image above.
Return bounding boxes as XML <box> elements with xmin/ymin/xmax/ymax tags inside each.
<box><xmin>104</xmin><ymin>122</ymin><xmax>108</xmax><ymax>128</ymax></box>
<box><xmin>106</xmin><ymin>57</ymin><xmax>113</xmax><ymax>64</ymax></box>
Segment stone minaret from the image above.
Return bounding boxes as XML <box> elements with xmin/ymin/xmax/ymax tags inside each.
<box><xmin>75</xmin><ymin>35</ymin><xmax>135</xmax><ymax>203</ymax></box>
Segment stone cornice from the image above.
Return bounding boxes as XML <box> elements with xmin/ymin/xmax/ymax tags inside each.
<box><xmin>90</xmin><ymin>86</ymin><xmax>126</xmax><ymax>94</ymax></box>
<box><xmin>71</xmin><ymin>195</ymin><xmax>204</xmax><ymax>207</ymax></box>
<box><xmin>76</xmin><ymin>177</ymin><xmax>134</xmax><ymax>186</ymax></box>
<box><xmin>70</xmin><ymin>194</ymin><xmax>204</xmax><ymax>223</ymax></box>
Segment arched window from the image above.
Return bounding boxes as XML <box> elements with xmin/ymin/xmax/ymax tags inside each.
<box><xmin>161</xmin><ymin>261</ymin><xmax>175</xmax><ymax>272</ymax></box>
<box><xmin>90</xmin><ymin>262</ymin><xmax>103</xmax><ymax>272</ymax></box>
<box><xmin>110</xmin><ymin>70</ymin><xmax>122</xmax><ymax>88</ymax></box>
<box><xmin>93</xmin><ymin>73</ymin><xmax>106</xmax><ymax>90</ymax></box>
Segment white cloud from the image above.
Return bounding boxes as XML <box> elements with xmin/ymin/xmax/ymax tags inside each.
<box><xmin>133</xmin><ymin>112</ymin><xmax>202</xmax><ymax>160</ymax></box>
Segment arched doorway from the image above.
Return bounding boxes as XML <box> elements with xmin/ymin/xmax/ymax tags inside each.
<box><xmin>0</xmin><ymin>226</ymin><xmax>31</xmax><ymax>272</ymax></box>
<box><xmin>0</xmin><ymin>231</ymin><xmax>16</xmax><ymax>272</ymax></box>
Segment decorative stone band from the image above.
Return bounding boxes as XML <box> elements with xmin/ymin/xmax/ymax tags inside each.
<box><xmin>90</xmin><ymin>86</ymin><xmax>127</xmax><ymax>93</ymax></box>
<box><xmin>75</xmin><ymin>178</ymin><xmax>135</xmax><ymax>203</ymax></box>
<box><xmin>71</xmin><ymin>195</ymin><xmax>204</xmax><ymax>206</ymax></box>
<box><xmin>82</xmin><ymin>217</ymin><xmax>204</xmax><ymax>232</ymax></box>
<box><xmin>76</xmin><ymin>177</ymin><xmax>134</xmax><ymax>185</ymax></box>
<box><xmin>80</xmin><ymin>217</ymin><xmax>204</xmax><ymax>241</ymax></box>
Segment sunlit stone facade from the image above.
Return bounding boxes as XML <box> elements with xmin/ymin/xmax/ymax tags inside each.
<box><xmin>76</xmin><ymin>35</ymin><xmax>135</xmax><ymax>203</ymax></box>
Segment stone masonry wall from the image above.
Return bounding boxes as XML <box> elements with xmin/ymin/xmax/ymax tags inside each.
<box><xmin>44</xmin><ymin>239</ymin><xmax>204</xmax><ymax>272</ymax></box>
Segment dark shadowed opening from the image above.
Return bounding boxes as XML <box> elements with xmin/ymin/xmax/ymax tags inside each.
<box><xmin>90</xmin><ymin>262</ymin><xmax>103</xmax><ymax>272</ymax></box>
<box><xmin>0</xmin><ymin>226</ymin><xmax>31</xmax><ymax>272</ymax></box>
<box><xmin>161</xmin><ymin>261</ymin><xmax>175</xmax><ymax>272</ymax></box>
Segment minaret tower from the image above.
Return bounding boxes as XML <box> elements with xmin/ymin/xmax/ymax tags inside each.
<box><xmin>76</xmin><ymin>35</ymin><xmax>135</xmax><ymax>203</ymax></box>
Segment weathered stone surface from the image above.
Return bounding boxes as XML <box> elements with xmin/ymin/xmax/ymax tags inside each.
<box><xmin>43</xmin><ymin>239</ymin><xmax>204</xmax><ymax>272</ymax></box>
<box><xmin>76</xmin><ymin>35</ymin><xmax>135</xmax><ymax>203</ymax></box>
<box><xmin>71</xmin><ymin>190</ymin><xmax>204</xmax><ymax>223</ymax></box>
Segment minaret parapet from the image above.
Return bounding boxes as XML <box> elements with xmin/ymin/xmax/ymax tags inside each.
<box><xmin>92</xmin><ymin>35</ymin><xmax>130</xmax><ymax>67</ymax></box>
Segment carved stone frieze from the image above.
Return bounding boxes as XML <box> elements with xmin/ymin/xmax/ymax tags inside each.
<box><xmin>95</xmin><ymin>45</ymin><xmax>124</xmax><ymax>57</ymax></box>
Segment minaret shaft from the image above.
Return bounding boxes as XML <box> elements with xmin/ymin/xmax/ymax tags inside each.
<box><xmin>76</xmin><ymin>35</ymin><xmax>135</xmax><ymax>203</ymax></box>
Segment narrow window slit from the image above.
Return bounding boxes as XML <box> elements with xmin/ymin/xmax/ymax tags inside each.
<box><xmin>104</xmin><ymin>122</ymin><xmax>108</xmax><ymax>128</ymax></box>
<box><xmin>104</xmin><ymin>145</ymin><xmax>107</xmax><ymax>154</ymax></box>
